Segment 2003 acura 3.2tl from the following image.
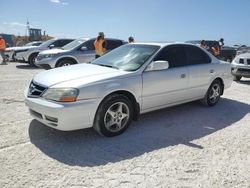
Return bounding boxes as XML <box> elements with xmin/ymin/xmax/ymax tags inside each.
<box><xmin>25</xmin><ymin>43</ymin><xmax>233</xmax><ymax>137</ymax></box>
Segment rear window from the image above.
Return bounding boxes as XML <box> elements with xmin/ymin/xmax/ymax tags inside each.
<box><xmin>185</xmin><ymin>45</ymin><xmax>211</xmax><ymax>65</ymax></box>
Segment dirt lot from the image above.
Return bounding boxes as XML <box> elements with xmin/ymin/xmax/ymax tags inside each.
<box><xmin>0</xmin><ymin>62</ymin><xmax>250</xmax><ymax>188</ymax></box>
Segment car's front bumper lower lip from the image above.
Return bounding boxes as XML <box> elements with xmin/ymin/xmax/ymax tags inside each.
<box><xmin>231</xmin><ymin>65</ymin><xmax>250</xmax><ymax>77</ymax></box>
<box><xmin>25</xmin><ymin>93</ymin><xmax>100</xmax><ymax>131</ymax></box>
<box><xmin>35</xmin><ymin>58</ymin><xmax>57</xmax><ymax>69</ymax></box>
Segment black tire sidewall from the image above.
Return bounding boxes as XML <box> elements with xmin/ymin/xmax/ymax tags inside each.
<box><xmin>29</xmin><ymin>53</ymin><xmax>38</xmax><ymax>67</ymax></box>
<box><xmin>95</xmin><ymin>95</ymin><xmax>133</xmax><ymax>137</ymax></box>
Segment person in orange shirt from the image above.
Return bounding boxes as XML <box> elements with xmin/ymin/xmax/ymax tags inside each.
<box><xmin>211</xmin><ymin>44</ymin><xmax>220</xmax><ymax>57</ymax></box>
<box><xmin>0</xmin><ymin>35</ymin><xmax>7</xmax><ymax>65</ymax></box>
<box><xmin>94</xmin><ymin>32</ymin><xmax>106</xmax><ymax>58</ymax></box>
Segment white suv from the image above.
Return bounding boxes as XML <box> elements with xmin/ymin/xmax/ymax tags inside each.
<box><xmin>231</xmin><ymin>53</ymin><xmax>250</xmax><ymax>81</ymax></box>
<box><xmin>15</xmin><ymin>38</ymin><xmax>74</xmax><ymax>66</ymax></box>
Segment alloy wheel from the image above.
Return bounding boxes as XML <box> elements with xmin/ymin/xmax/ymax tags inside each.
<box><xmin>209</xmin><ymin>83</ymin><xmax>221</xmax><ymax>104</ymax></box>
<box><xmin>104</xmin><ymin>102</ymin><xmax>130</xmax><ymax>132</ymax></box>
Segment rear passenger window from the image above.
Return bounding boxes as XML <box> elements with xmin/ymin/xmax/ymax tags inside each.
<box><xmin>185</xmin><ymin>45</ymin><xmax>211</xmax><ymax>65</ymax></box>
<box><xmin>154</xmin><ymin>45</ymin><xmax>187</xmax><ymax>68</ymax></box>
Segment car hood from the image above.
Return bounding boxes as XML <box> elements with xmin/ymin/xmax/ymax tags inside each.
<box><xmin>33</xmin><ymin>63</ymin><xmax>132</xmax><ymax>87</ymax></box>
<box><xmin>39</xmin><ymin>48</ymin><xmax>68</xmax><ymax>55</ymax></box>
<box><xmin>237</xmin><ymin>53</ymin><xmax>250</xmax><ymax>59</ymax></box>
<box><xmin>5</xmin><ymin>46</ymin><xmax>36</xmax><ymax>51</ymax></box>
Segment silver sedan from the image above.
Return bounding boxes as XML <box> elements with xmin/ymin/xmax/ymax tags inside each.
<box><xmin>25</xmin><ymin>43</ymin><xmax>233</xmax><ymax>137</ymax></box>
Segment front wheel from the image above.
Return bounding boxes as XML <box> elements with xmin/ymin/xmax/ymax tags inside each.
<box><xmin>57</xmin><ymin>59</ymin><xmax>74</xmax><ymax>67</ymax></box>
<box><xmin>94</xmin><ymin>94</ymin><xmax>133</xmax><ymax>137</ymax></box>
<box><xmin>28</xmin><ymin>53</ymin><xmax>38</xmax><ymax>67</ymax></box>
<box><xmin>201</xmin><ymin>80</ymin><xmax>222</xmax><ymax>106</ymax></box>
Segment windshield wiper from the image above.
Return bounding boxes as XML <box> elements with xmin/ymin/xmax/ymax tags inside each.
<box><xmin>98</xmin><ymin>64</ymin><xmax>119</xmax><ymax>69</ymax></box>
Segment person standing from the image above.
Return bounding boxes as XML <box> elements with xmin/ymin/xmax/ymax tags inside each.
<box><xmin>219</xmin><ymin>38</ymin><xmax>224</xmax><ymax>49</ymax></box>
<box><xmin>128</xmin><ymin>36</ymin><xmax>134</xmax><ymax>43</ymax></box>
<box><xmin>200</xmin><ymin>40</ymin><xmax>207</xmax><ymax>49</ymax></box>
<box><xmin>0</xmin><ymin>35</ymin><xmax>7</xmax><ymax>65</ymax></box>
<box><xmin>94</xmin><ymin>32</ymin><xmax>106</xmax><ymax>59</ymax></box>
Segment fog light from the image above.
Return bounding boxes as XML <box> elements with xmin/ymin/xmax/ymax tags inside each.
<box><xmin>45</xmin><ymin>115</ymin><xmax>58</xmax><ymax>123</ymax></box>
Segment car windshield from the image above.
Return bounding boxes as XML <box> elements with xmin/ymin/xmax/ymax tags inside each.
<box><xmin>92</xmin><ymin>44</ymin><xmax>160</xmax><ymax>71</ymax></box>
<box><xmin>38</xmin><ymin>39</ymin><xmax>56</xmax><ymax>48</ymax></box>
<box><xmin>24</xmin><ymin>42</ymin><xmax>42</xmax><ymax>47</ymax></box>
<box><xmin>62</xmin><ymin>39</ymin><xmax>86</xmax><ymax>50</ymax></box>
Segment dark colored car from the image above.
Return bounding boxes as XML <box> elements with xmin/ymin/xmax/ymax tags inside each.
<box><xmin>186</xmin><ymin>40</ymin><xmax>236</xmax><ymax>62</ymax></box>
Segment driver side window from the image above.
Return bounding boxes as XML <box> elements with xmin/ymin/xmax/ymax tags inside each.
<box><xmin>154</xmin><ymin>45</ymin><xmax>187</xmax><ymax>68</ymax></box>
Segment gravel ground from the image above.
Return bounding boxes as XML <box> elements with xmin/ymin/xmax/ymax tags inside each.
<box><xmin>0</xmin><ymin>62</ymin><xmax>250</xmax><ymax>188</ymax></box>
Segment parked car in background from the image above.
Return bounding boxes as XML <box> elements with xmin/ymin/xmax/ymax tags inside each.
<box><xmin>231</xmin><ymin>53</ymin><xmax>250</xmax><ymax>81</ymax></box>
<box><xmin>25</xmin><ymin>43</ymin><xmax>232</xmax><ymax>137</ymax></box>
<box><xmin>186</xmin><ymin>40</ymin><xmax>237</xmax><ymax>62</ymax></box>
<box><xmin>236</xmin><ymin>46</ymin><xmax>250</xmax><ymax>56</ymax></box>
<box><xmin>5</xmin><ymin>41</ymin><xmax>43</xmax><ymax>61</ymax></box>
<box><xmin>15</xmin><ymin>38</ymin><xmax>74</xmax><ymax>66</ymax></box>
<box><xmin>35</xmin><ymin>38</ymin><xmax>127</xmax><ymax>69</ymax></box>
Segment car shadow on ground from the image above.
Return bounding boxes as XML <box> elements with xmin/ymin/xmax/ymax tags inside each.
<box><xmin>16</xmin><ymin>64</ymin><xmax>41</xmax><ymax>69</ymax></box>
<box><xmin>29</xmin><ymin>98</ymin><xmax>250</xmax><ymax>167</ymax></box>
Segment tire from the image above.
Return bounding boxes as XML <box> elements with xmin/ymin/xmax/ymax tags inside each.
<box><xmin>93</xmin><ymin>94</ymin><xmax>133</xmax><ymax>137</ymax></box>
<box><xmin>56</xmin><ymin>59</ymin><xmax>74</xmax><ymax>67</ymax></box>
<box><xmin>12</xmin><ymin>53</ymin><xmax>16</xmax><ymax>62</ymax></box>
<box><xmin>28</xmin><ymin>53</ymin><xmax>38</xmax><ymax>67</ymax></box>
<box><xmin>201</xmin><ymin>80</ymin><xmax>223</xmax><ymax>106</ymax></box>
<box><xmin>233</xmin><ymin>75</ymin><xmax>242</xmax><ymax>81</ymax></box>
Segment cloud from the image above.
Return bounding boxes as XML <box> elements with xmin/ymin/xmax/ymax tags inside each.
<box><xmin>1</xmin><ymin>22</ymin><xmax>35</xmax><ymax>35</ymax></box>
<box><xmin>4</xmin><ymin>22</ymin><xmax>26</xmax><ymax>27</ymax></box>
<box><xmin>50</xmin><ymin>0</ymin><xmax>69</xmax><ymax>5</ymax></box>
<box><xmin>50</xmin><ymin>0</ymin><xmax>60</xmax><ymax>3</ymax></box>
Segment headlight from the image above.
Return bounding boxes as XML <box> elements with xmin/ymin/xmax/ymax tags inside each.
<box><xmin>38</xmin><ymin>54</ymin><xmax>57</xmax><ymax>60</ymax></box>
<box><xmin>44</xmin><ymin>54</ymin><xmax>57</xmax><ymax>58</ymax></box>
<box><xmin>42</xmin><ymin>88</ymin><xmax>79</xmax><ymax>102</ymax></box>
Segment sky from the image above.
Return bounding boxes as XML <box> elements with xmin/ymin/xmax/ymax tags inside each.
<box><xmin>0</xmin><ymin>0</ymin><xmax>250</xmax><ymax>46</ymax></box>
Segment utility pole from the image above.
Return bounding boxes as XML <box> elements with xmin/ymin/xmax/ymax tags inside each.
<box><xmin>26</xmin><ymin>18</ymin><xmax>30</xmax><ymax>41</ymax></box>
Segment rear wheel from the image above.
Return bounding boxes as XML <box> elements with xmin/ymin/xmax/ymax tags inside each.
<box><xmin>94</xmin><ymin>94</ymin><xmax>133</xmax><ymax>137</ymax></box>
<box><xmin>201</xmin><ymin>80</ymin><xmax>222</xmax><ymax>106</ymax></box>
<box><xmin>233</xmin><ymin>75</ymin><xmax>242</xmax><ymax>81</ymax></box>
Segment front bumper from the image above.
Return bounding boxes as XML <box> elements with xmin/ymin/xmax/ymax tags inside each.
<box><xmin>231</xmin><ymin>65</ymin><xmax>250</xmax><ymax>78</ymax></box>
<box><xmin>15</xmin><ymin>51</ymin><xmax>27</xmax><ymax>62</ymax></box>
<box><xmin>25</xmin><ymin>92</ymin><xmax>101</xmax><ymax>131</ymax></box>
<box><xmin>35</xmin><ymin>58</ymin><xmax>57</xmax><ymax>69</ymax></box>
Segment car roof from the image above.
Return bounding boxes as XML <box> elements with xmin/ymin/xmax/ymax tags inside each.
<box><xmin>88</xmin><ymin>38</ymin><xmax>126</xmax><ymax>42</ymax></box>
<box><xmin>130</xmin><ymin>42</ymin><xmax>199</xmax><ymax>48</ymax></box>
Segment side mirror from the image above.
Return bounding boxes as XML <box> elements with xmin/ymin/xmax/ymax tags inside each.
<box><xmin>80</xmin><ymin>46</ymin><xmax>88</xmax><ymax>51</ymax></box>
<box><xmin>49</xmin><ymin>44</ymin><xmax>55</xmax><ymax>49</ymax></box>
<box><xmin>146</xmin><ymin>60</ymin><xmax>169</xmax><ymax>71</ymax></box>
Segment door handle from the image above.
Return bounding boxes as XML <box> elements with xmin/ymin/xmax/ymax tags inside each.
<box><xmin>210</xmin><ymin>69</ymin><xmax>214</xmax><ymax>73</ymax></box>
<box><xmin>181</xmin><ymin>74</ymin><xmax>186</xmax><ymax>78</ymax></box>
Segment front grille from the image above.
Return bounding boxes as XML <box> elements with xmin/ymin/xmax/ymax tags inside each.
<box><xmin>247</xmin><ymin>59</ymin><xmax>250</xmax><ymax>65</ymax></box>
<box><xmin>237</xmin><ymin>68</ymin><xmax>250</xmax><ymax>73</ymax></box>
<box><xmin>28</xmin><ymin>81</ymin><xmax>47</xmax><ymax>98</ymax></box>
<box><xmin>239</xmin><ymin>58</ymin><xmax>244</xmax><ymax>64</ymax></box>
